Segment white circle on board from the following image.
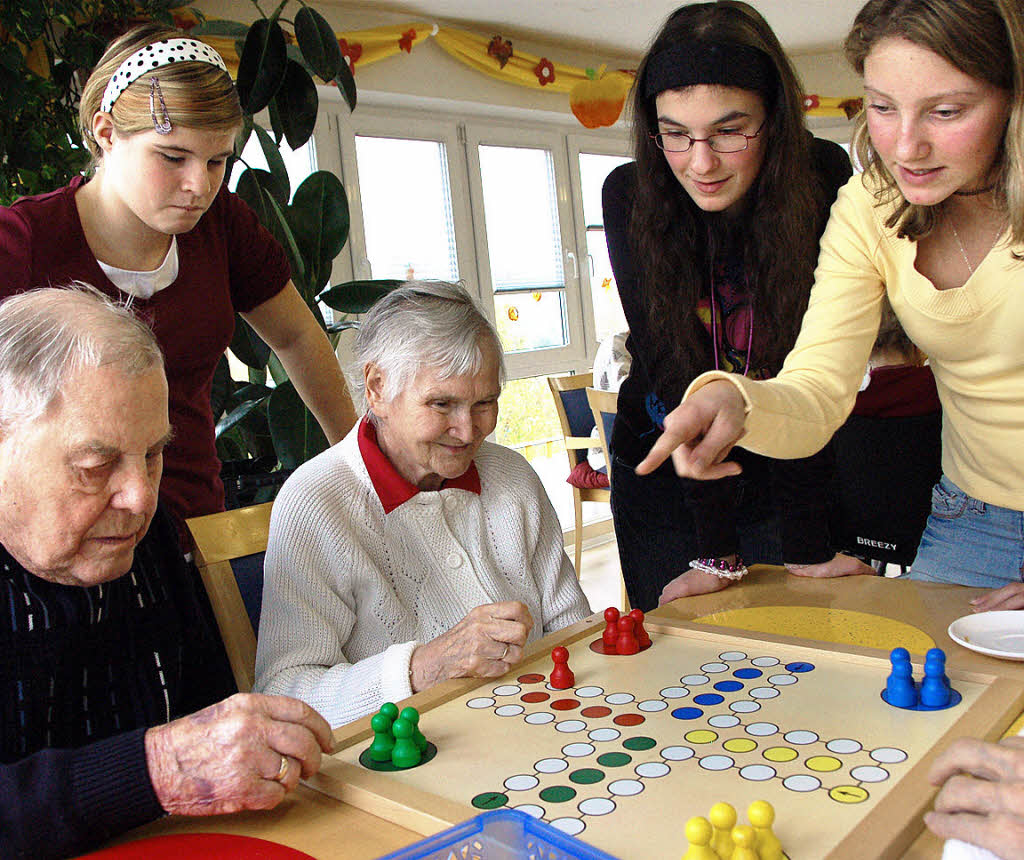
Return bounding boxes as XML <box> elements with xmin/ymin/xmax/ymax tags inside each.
<box><xmin>783</xmin><ymin>774</ymin><xmax>822</xmax><ymax>792</ymax></box>
<box><xmin>740</xmin><ymin>764</ymin><xmax>777</xmax><ymax>782</ymax></box>
<box><xmin>784</xmin><ymin>730</ymin><xmax>819</xmax><ymax>745</ymax></box>
<box><xmin>660</xmin><ymin>686</ymin><xmax>689</xmax><ymax>699</ymax></box>
<box><xmin>562</xmin><ymin>743</ymin><xmax>596</xmax><ymax>757</ymax></box>
<box><xmin>851</xmin><ymin>765</ymin><xmax>890</xmax><ymax>783</ymax></box>
<box><xmin>576</xmin><ymin>686</ymin><xmax>604</xmax><ymax>698</ymax></box>
<box><xmin>526</xmin><ymin>712</ymin><xmax>555</xmax><ymax>725</ymax></box>
<box><xmin>701</xmin><ymin>663</ymin><xmax>729</xmax><ymax>673</ymax></box>
<box><xmin>662</xmin><ymin>746</ymin><xmax>695</xmax><ymax>761</ymax></box>
<box><xmin>752</xmin><ymin>656</ymin><xmax>781</xmax><ymax>667</ymax></box>
<box><xmin>720</xmin><ymin>651</ymin><xmax>748</xmax><ymax>661</ymax></box>
<box><xmin>589</xmin><ymin>727</ymin><xmax>621</xmax><ymax>742</ymax></box>
<box><xmin>681</xmin><ymin>675</ymin><xmax>709</xmax><ymax>685</ymax></box>
<box><xmin>750</xmin><ymin>687</ymin><xmax>780</xmax><ymax>699</ymax></box>
<box><xmin>635</xmin><ymin>762</ymin><xmax>670</xmax><ymax>778</ymax></box>
<box><xmin>467</xmin><ymin>697</ymin><xmax>495</xmax><ymax>709</ymax></box>
<box><xmin>550</xmin><ymin>818</ymin><xmax>586</xmax><ymax>836</ymax></box>
<box><xmin>768</xmin><ymin>674</ymin><xmax>798</xmax><ymax>686</ymax></box>
<box><xmin>578</xmin><ymin>797</ymin><xmax>616</xmax><ymax>816</ymax></box>
<box><xmin>638</xmin><ymin>700</ymin><xmax>668</xmax><ymax>712</ymax></box>
<box><xmin>870</xmin><ymin>747</ymin><xmax>908</xmax><ymax>764</ymax></box>
<box><xmin>605</xmin><ymin>692</ymin><xmax>635</xmax><ymax>705</ymax></box>
<box><xmin>495</xmin><ymin>704</ymin><xmax>525</xmax><ymax>717</ymax></box>
<box><xmin>535</xmin><ymin>758</ymin><xmax>568</xmax><ymax>774</ymax></box>
<box><xmin>708</xmin><ymin>714</ymin><xmax>741</xmax><ymax>729</ymax></box>
<box><xmin>504</xmin><ymin>774</ymin><xmax>539</xmax><ymax>791</ymax></box>
<box><xmin>608</xmin><ymin>779</ymin><xmax>645</xmax><ymax>796</ymax></box>
<box><xmin>493</xmin><ymin>685</ymin><xmax>521</xmax><ymax>696</ymax></box>
<box><xmin>730</xmin><ymin>700</ymin><xmax>761</xmax><ymax>714</ymax></box>
<box><xmin>514</xmin><ymin>804</ymin><xmax>545</xmax><ymax>819</ymax></box>
<box><xmin>556</xmin><ymin>720</ymin><xmax>587</xmax><ymax>733</ymax></box>
<box><xmin>699</xmin><ymin>755</ymin><xmax>735</xmax><ymax>771</ymax></box>
<box><xmin>745</xmin><ymin>722</ymin><xmax>779</xmax><ymax>737</ymax></box>
<box><xmin>827</xmin><ymin>739</ymin><xmax>863</xmax><ymax>755</ymax></box>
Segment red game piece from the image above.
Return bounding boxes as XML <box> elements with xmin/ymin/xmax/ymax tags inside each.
<box><xmin>615</xmin><ymin>615</ymin><xmax>639</xmax><ymax>655</ymax></box>
<box><xmin>602</xmin><ymin>607</ymin><xmax>620</xmax><ymax>648</ymax></box>
<box><xmin>550</xmin><ymin>646</ymin><xmax>575</xmax><ymax>689</ymax></box>
<box><xmin>629</xmin><ymin>608</ymin><xmax>651</xmax><ymax>649</ymax></box>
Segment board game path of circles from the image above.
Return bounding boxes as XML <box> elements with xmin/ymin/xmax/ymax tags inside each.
<box><xmin>319</xmin><ymin>615</ymin><xmax>1024</xmax><ymax>860</ymax></box>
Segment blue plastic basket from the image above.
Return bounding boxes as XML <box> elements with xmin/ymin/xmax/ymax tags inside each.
<box><xmin>377</xmin><ymin>809</ymin><xmax>621</xmax><ymax>860</ymax></box>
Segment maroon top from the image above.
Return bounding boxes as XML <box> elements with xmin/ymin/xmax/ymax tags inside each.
<box><xmin>853</xmin><ymin>365</ymin><xmax>941</xmax><ymax>418</ymax></box>
<box><xmin>0</xmin><ymin>176</ymin><xmax>291</xmax><ymax>522</ymax></box>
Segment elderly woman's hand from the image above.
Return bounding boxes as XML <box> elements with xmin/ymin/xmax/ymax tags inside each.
<box><xmin>144</xmin><ymin>693</ymin><xmax>333</xmax><ymax>816</ymax></box>
<box><xmin>410</xmin><ymin>601</ymin><xmax>534</xmax><ymax>691</ymax></box>
<box><xmin>971</xmin><ymin>583</ymin><xmax>1024</xmax><ymax>612</ymax></box>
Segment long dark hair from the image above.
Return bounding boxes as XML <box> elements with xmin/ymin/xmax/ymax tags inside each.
<box><xmin>629</xmin><ymin>0</ymin><xmax>828</xmax><ymax>402</ymax></box>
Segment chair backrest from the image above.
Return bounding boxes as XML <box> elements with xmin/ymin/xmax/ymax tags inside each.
<box><xmin>186</xmin><ymin>502</ymin><xmax>274</xmax><ymax>693</ymax></box>
<box><xmin>830</xmin><ymin>411</ymin><xmax>942</xmax><ymax>567</ymax></box>
<box><xmin>547</xmin><ymin>373</ymin><xmax>596</xmax><ymax>468</ymax></box>
<box><xmin>586</xmin><ymin>387</ymin><xmax>618</xmax><ymax>484</ymax></box>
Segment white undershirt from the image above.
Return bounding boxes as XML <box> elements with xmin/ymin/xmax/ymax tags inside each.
<box><xmin>96</xmin><ymin>236</ymin><xmax>179</xmax><ymax>301</ymax></box>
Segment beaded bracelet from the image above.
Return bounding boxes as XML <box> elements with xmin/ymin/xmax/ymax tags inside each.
<box><xmin>689</xmin><ymin>556</ymin><xmax>748</xmax><ymax>581</ymax></box>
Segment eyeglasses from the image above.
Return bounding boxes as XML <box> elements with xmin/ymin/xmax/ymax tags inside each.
<box><xmin>650</xmin><ymin>119</ymin><xmax>767</xmax><ymax>153</ymax></box>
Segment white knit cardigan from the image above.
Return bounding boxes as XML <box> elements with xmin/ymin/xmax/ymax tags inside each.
<box><xmin>254</xmin><ymin>426</ymin><xmax>591</xmax><ymax>727</ymax></box>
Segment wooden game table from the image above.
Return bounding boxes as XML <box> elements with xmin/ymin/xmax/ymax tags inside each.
<box><xmin>102</xmin><ymin>567</ymin><xmax>1024</xmax><ymax>859</ymax></box>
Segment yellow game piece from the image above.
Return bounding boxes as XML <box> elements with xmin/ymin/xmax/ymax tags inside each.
<box><xmin>708</xmin><ymin>801</ymin><xmax>737</xmax><ymax>858</ymax></box>
<box><xmin>683</xmin><ymin>816</ymin><xmax>718</xmax><ymax>860</ymax></box>
<box><xmin>731</xmin><ymin>824</ymin><xmax>760</xmax><ymax>860</ymax></box>
<box><xmin>748</xmin><ymin>800</ymin><xmax>784</xmax><ymax>860</ymax></box>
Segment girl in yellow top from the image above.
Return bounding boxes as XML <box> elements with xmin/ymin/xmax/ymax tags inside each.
<box><xmin>637</xmin><ymin>0</ymin><xmax>1024</xmax><ymax>606</ymax></box>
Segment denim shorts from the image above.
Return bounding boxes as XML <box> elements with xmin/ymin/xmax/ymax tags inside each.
<box><xmin>905</xmin><ymin>475</ymin><xmax>1024</xmax><ymax>588</ymax></box>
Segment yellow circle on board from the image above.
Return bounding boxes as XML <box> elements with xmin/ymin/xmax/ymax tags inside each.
<box><xmin>763</xmin><ymin>746</ymin><xmax>799</xmax><ymax>763</ymax></box>
<box><xmin>684</xmin><ymin>730</ymin><xmax>718</xmax><ymax>744</ymax></box>
<box><xmin>693</xmin><ymin>606</ymin><xmax>935</xmax><ymax>655</ymax></box>
<box><xmin>830</xmin><ymin>785</ymin><xmax>870</xmax><ymax>804</ymax></box>
<box><xmin>806</xmin><ymin>755</ymin><xmax>843</xmax><ymax>772</ymax></box>
<box><xmin>723</xmin><ymin>738</ymin><xmax>758</xmax><ymax>753</ymax></box>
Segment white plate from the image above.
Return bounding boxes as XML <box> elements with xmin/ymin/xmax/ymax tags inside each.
<box><xmin>948</xmin><ymin>612</ymin><xmax>1024</xmax><ymax>661</ymax></box>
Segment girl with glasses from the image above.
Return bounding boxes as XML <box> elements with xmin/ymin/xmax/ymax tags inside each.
<box><xmin>603</xmin><ymin>0</ymin><xmax>865</xmax><ymax>610</ymax></box>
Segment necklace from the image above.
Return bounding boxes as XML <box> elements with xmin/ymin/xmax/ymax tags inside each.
<box><xmin>948</xmin><ymin>212</ymin><xmax>1003</xmax><ymax>277</ymax></box>
<box><xmin>954</xmin><ymin>182</ymin><xmax>996</xmax><ymax>197</ymax></box>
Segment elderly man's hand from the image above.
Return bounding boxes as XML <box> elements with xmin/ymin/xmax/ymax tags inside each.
<box><xmin>925</xmin><ymin>736</ymin><xmax>1024</xmax><ymax>860</ymax></box>
<box><xmin>410</xmin><ymin>601</ymin><xmax>534</xmax><ymax>691</ymax></box>
<box><xmin>635</xmin><ymin>380</ymin><xmax>747</xmax><ymax>479</ymax></box>
<box><xmin>971</xmin><ymin>583</ymin><xmax>1024</xmax><ymax>612</ymax></box>
<box><xmin>144</xmin><ymin>693</ymin><xmax>333</xmax><ymax>816</ymax></box>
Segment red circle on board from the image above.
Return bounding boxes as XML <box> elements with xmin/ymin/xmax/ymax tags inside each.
<box><xmin>521</xmin><ymin>691</ymin><xmax>550</xmax><ymax>703</ymax></box>
<box><xmin>613</xmin><ymin>713</ymin><xmax>646</xmax><ymax>726</ymax></box>
<box><xmin>80</xmin><ymin>834</ymin><xmax>316</xmax><ymax>860</ymax></box>
<box><xmin>551</xmin><ymin>699</ymin><xmax>580</xmax><ymax>711</ymax></box>
<box><xmin>581</xmin><ymin>706</ymin><xmax>612</xmax><ymax>718</ymax></box>
<box><xmin>518</xmin><ymin>673</ymin><xmax>546</xmax><ymax>684</ymax></box>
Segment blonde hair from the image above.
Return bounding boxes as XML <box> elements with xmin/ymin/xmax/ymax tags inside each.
<box><xmin>845</xmin><ymin>0</ymin><xmax>1024</xmax><ymax>248</ymax></box>
<box><xmin>79</xmin><ymin>22</ymin><xmax>241</xmax><ymax>166</ymax></box>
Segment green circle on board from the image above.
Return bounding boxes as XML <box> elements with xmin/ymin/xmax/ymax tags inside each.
<box><xmin>471</xmin><ymin>791</ymin><xmax>509</xmax><ymax>810</ymax></box>
<box><xmin>539</xmin><ymin>785</ymin><xmax>577</xmax><ymax>803</ymax></box>
<box><xmin>597</xmin><ymin>752</ymin><xmax>632</xmax><ymax>767</ymax></box>
<box><xmin>569</xmin><ymin>768</ymin><xmax>605</xmax><ymax>785</ymax></box>
<box><xmin>623</xmin><ymin>736</ymin><xmax>657</xmax><ymax>751</ymax></box>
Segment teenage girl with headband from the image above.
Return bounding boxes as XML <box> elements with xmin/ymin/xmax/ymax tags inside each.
<box><xmin>0</xmin><ymin>23</ymin><xmax>358</xmax><ymax>525</ymax></box>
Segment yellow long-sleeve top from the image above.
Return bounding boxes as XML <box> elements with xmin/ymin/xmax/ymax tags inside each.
<box><xmin>690</xmin><ymin>173</ymin><xmax>1024</xmax><ymax>511</ymax></box>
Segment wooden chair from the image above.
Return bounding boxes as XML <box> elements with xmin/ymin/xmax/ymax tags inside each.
<box><xmin>547</xmin><ymin>373</ymin><xmax>610</xmax><ymax>576</ymax></box>
<box><xmin>587</xmin><ymin>386</ymin><xmax>629</xmax><ymax>610</ymax></box>
<box><xmin>186</xmin><ymin>502</ymin><xmax>274</xmax><ymax>692</ymax></box>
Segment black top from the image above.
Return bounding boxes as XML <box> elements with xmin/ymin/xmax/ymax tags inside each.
<box><xmin>602</xmin><ymin>136</ymin><xmax>854</xmax><ymax>561</ymax></box>
<box><xmin>0</xmin><ymin>506</ymin><xmax>236</xmax><ymax>858</ymax></box>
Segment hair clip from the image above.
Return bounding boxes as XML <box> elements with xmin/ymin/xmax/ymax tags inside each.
<box><xmin>150</xmin><ymin>78</ymin><xmax>172</xmax><ymax>135</ymax></box>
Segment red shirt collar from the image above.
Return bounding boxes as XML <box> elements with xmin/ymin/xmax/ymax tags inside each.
<box><xmin>357</xmin><ymin>417</ymin><xmax>482</xmax><ymax>514</ymax></box>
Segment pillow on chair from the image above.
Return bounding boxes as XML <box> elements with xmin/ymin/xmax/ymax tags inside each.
<box><xmin>567</xmin><ymin>460</ymin><xmax>610</xmax><ymax>490</ymax></box>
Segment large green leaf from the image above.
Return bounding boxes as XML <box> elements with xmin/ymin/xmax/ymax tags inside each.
<box><xmin>236</xmin><ymin>18</ymin><xmax>287</xmax><ymax>114</ymax></box>
<box><xmin>289</xmin><ymin>171</ymin><xmax>349</xmax><ymax>292</ymax></box>
<box><xmin>274</xmin><ymin>60</ymin><xmax>318</xmax><ymax>151</ymax></box>
<box><xmin>334</xmin><ymin>57</ymin><xmax>357</xmax><ymax>112</ymax></box>
<box><xmin>210</xmin><ymin>354</ymin><xmax>234</xmax><ymax>423</ymax></box>
<box><xmin>268</xmin><ymin>381</ymin><xmax>329</xmax><ymax>469</ymax></box>
<box><xmin>319</xmin><ymin>279</ymin><xmax>403</xmax><ymax>314</ymax></box>
<box><xmin>263</xmin><ymin>192</ymin><xmax>306</xmax><ymax>283</ymax></box>
<box><xmin>294</xmin><ymin>6</ymin><xmax>343</xmax><ymax>81</ymax></box>
<box><xmin>216</xmin><ymin>395</ymin><xmax>270</xmax><ymax>437</ymax></box>
<box><xmin>229</xmin><ymin>315</ymin><xmax>272</xmax><ymax>369</ymax></box>
<box><xmin>236</xmin><ymin>166</ymin><xmax>288</xmax><ymax>209</ymax></box>
<box><xmin>254</xmin><ymin>124</ymin><xmax>290</xmax><ymax>201</ymax></box>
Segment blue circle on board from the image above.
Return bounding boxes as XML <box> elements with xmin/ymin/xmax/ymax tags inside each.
<box><xmin>785</xmin><ymin>662</ymin><xmax>816</xmax><ymax>673</ymax></box>
<box><xmin>733</xmin><ymin>668</ymin><xmax>763</xmax><ymax>679</ymax></box>
<box><xmin>671</xmin><ymin>707</ymin><xmax>704</xmax><ymax>720</ymax></box>
<box><xmin>693</xmin><ymin>693</ymin><xmax>725</xmax><ymax>706</ymax></box>
<box><xmin>714</xmin><ymin>681</ymin><xmax>744</xmax><ymax>693</ymax></box>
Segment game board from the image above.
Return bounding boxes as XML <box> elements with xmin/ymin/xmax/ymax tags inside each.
<box><xmin>314</xmin><ymin>615</ymin><xmax>1024</xmax><ymax>860</ymax></box>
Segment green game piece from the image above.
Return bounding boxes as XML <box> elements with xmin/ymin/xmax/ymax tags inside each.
<box><xmin>400</xmin><ymin>706</ymin><xmax>428</xmax><ymax>752</ymax></box>
<box><xmin>390</xmin><ymin>717</ymin><xmax>421</xmax><ymax>768</ymax></box>
<box><xmin>368</xmin><ymin>712</ymin><xmax>395</xmax><ymax>762</ymax></box>
<box><xmin>379</xmin><ymin>701</ymin><xmax>399</xmax><ymax>722</ymax></box>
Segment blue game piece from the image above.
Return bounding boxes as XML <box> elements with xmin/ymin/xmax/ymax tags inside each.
<box><xmin>920</xmin><ymin>648</ymin><xmax>952</xmax><ymax>708</ymax></box>
<box><xmin>886</xmin><ymin>647</ymin><xmax>917</xmax><ymax>709</ymax></box>
<box><xmin>925</xmin><ymin>647</ymin><xmax>952</xmax><ymax>691</ymax></box>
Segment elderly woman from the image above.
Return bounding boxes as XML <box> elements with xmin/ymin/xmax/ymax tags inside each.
<box><xmin>254</xmin><ymin>281</ymin><xmax>590</xmax><ymax>727</ymax></box>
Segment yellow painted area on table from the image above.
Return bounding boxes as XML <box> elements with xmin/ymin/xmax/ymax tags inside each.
<box><xmin>1002</xmin><ymin>711</ymin><xmax>1024</xmax><ymax>739</ymax></box>
<box><xmin>693</xmin><ymin>606</ymin><xmax>935</xmax><ymax>655</ymax></box>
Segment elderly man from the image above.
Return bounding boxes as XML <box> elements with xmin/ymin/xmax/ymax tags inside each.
<box><xmin>255</xmin><ymin>281</ymin><xmax>591</xmax><ymax>727</ymax></box>
<box><xmin>0</xmin><ymin>287</ymin><xmax>332</xmax><ymax>858</ymax></box>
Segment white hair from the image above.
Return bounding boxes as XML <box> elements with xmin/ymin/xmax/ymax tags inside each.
<box><xmin>353</xmin><ymin>281</ymin><xmax>506</xmax><ymax>412</ymax></box>
<box><xmin>0</xmin><ymin>284</ymin><xmax>164</xmax><ymax>432</ymax></box>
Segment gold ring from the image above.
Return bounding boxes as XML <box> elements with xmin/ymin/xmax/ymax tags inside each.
<box><xmin>274</xmin><ymin>755</ymin><xmax>289</xmax><ymax>782</ymax></box>
<box><xmin>500</xmin><ymin>644</ymin><xmax>510</xmax><ymax>661</ymax></box>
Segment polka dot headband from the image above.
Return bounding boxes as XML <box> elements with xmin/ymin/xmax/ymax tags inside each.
<box><xmin>100</xmin><ymin>38</ymin><xmax>227</xmax><ymax>113</ymax></box>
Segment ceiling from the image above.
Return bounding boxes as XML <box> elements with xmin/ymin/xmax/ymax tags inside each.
<box><xmin>338</xmin><ymin>0</ymin><xmax>868</xmax><ymax>58</ymax></box>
